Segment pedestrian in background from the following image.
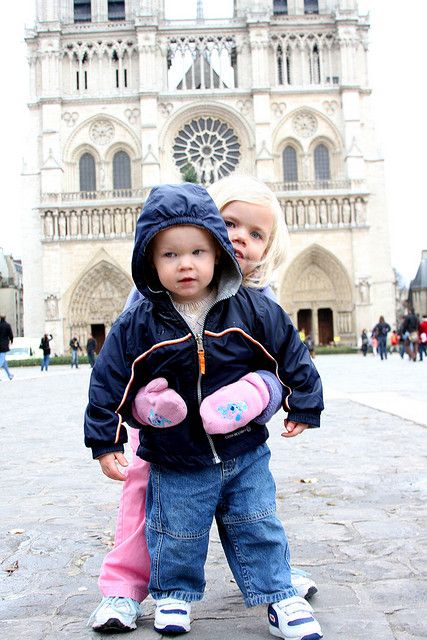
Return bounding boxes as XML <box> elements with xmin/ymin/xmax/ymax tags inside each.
<box><xmin>402</xmin><ymin>309</ymin><xmax>420</xmax><ymax>362</ymax></box>
<box><xmin>0</xmin><ymin>316</ymin><xmax>14</xmax><ymax>380</ymax></box>
<box><xmin>372</xmin><ymin>316</ymin><xmax>391</xmax><ymax>360</ymax></box>
<box><xmin>418</xmin><ymin>314</ymin><xmax>427</xmax><ymax>362</ymax></box>
<box><xmin>39</xmin><ymin>333</ymin><xmax>53</xmax><ymax>371</ymax></box>
<box><xmin>360</xmin><ymin>329</ymin><xmax>369</xmax><ymax>356</ymax></box>
<box><xmin>86</xmin><ymin>334</ymin><xmax>97</xmax><ymax>368</ymax></box>
<box><xmin>304</xmin><ymin>334</ymin><xmax>315</xmax><ymax>358</ymax></box>
<box><xmin>69</xmin><ymin>336</ymin><xmax>82</xmax><ymax>368</ymax></box>
<box><xmin>389</xmin><ymin>330</ymin><xmax>399</xmax><ymax>354</ymax></box>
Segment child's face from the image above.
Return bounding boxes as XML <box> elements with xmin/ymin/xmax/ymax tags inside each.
<box><xmin>221</xmin><ymin>201</ymin><xmax>274</xmax><ymax>277</ymax></box>
<box><xmin>151</xmin><ymin>225</ymin><xmax>219</xmax><ymax>304</ymax></box>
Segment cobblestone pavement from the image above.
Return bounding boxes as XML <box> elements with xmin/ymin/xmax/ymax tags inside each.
<box><xmin>0</xmin><ymin>354</ymin><xmax>426</xmax><ymax>639</ymax></box>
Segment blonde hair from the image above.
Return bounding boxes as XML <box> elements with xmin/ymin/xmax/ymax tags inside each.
<box><xmin>208</xmin><ymin>175</ymin><xmax>289</xmax><ymax>288</ymax></box>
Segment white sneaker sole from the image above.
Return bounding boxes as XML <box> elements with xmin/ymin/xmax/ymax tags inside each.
<box><xmin>269</xmin><ymin>624</ymin><xmax>323</xmax><ymax>640</ymax></box>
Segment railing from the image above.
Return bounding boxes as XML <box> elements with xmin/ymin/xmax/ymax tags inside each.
<box><xmin>40</xmin><ymin>188</ymin><xmax>148</xmax><ymax>204</ymax></box>
<box><xmin>268</xmin><ymin>179</ymin><xmax>359</xmax><ymax>193</ymax></box>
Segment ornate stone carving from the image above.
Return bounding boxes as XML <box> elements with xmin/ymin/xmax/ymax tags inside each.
<box><xmin>125</xmin><ymin>108</ymin><xmax>140</xmax><ymax>124</ymax></box>
<box><xmin>357</xmin><ymin>278</ymin><xmax>371</xmax><ymax>304</ymax></box>
<box><xmin>62</xmin><ymin>111</ymin><xmax>79</xmax><ymax>127</ymax></box>
<box><xmin>236</xmin><ymin>100</ymin><xmax>251</xmax><ymax>115</ymax></box>
<box><xmin>292</xmin><ymin>111</ymin><xmax>318</xmax><ymax>138</ymax></box>
<box><xmin>89</xmin><ymin>119</ymin><xmax>115</xmax><ymax>145</ymax></box>
<box><xmin>271</xmin><ymin>102</ymin><xmax>287</xmax><ymax>118</ymax></box>
<box><xmin>158</xmin><ymin>102</ymin><xmax>174</xmax><ymax>117</ymax></box>
<box><xmin>45</xmin><ymin>295</ymin><xmax>58</xmax><ymax>320</ymax></box>
<box><xmin>322</xmin><ymin>100</ymin><xmax>339</xmax><ymax>115</ymax></box>
<box><xmin>355</xmin><ymin>197</ymin><xmax>366</xmax><ymax>224</ymax></box>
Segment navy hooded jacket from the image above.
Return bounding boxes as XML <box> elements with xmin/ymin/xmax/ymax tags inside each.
<box><xmin>84</xmin><ymin>183</ymin><xmax>323</xmax><ymax>468</ymax></box>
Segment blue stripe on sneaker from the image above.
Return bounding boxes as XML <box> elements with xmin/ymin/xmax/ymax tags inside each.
<box><xmin>289</xmin><ymin>616</ymin><xmax>315</xmax><ymax>626</ymax></box>
<box><xmin>160</xmin><ymin>609</ymin><xmax>187</xmax><ymax>615</ymax></box>
<box><xmin>301</xmin><ymin>634</ymin><xmax>323</xmax><ymax>640</ymax></box>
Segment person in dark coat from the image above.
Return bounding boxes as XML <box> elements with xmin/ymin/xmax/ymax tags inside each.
<box><xmin>39</xmin><ymin>333</ymin><xmax>53</xmax><ymax>371</ymax></box>
<box><xmin>69</xmin><ymin>336</ymin><xmax>82</xmax><ymax>368</ymax></box>
<box><xmin>0</xmin><ymin>316</ymin><xmax>14</xmax><ymax>380</ymax></box>
<box><xmin>86</xmin><ymin>335</ymin><xmax>97</xmax><ymax>368</ymax></box>
<box><xmin>372</xmin><ymin>315</ymin><xmax>391</xmax><ymax>360</ymax></box>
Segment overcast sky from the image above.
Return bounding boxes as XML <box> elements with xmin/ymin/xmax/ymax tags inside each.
<box><xmin>1</xmin><ymin>0</ymin><xmax>425</xmax><ymax>285</ymax></box>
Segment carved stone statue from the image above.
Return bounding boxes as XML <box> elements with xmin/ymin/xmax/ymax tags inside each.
<box><xmin>330</xmin><ymin>199</ymin><xmax>339</xmax><ymax>225</ymax></box>
<box><xmin>319</xmin><ymin>200</ymin><xmax>328</xmax><ymax>225</ymax></box>
<box><xmin>92</xmin><ymin>210</ymin><xmax>100</xmax><ymax>236</ymax></box>
<box><xmin>285</xmin><ymin>201</ymin><xmax>293</xmax><ymax>226</ymax></box>
<box><xmin>342</xmin><ymin>199</ymin><xmax>351</xmax><ymax>224</ymax></box>
<box><xmin>125</xmin><ymin>208</ymin><xmax>134</xmax><ymax>234</ymax></box>
<box><xmin>296</xmin><ymin>200</ymin><xmax>305</xmax><ymax>226</ymax></box>
<box><xmin>81</xmin><ymin>210</ymin><xmax>89</xmax><ymax>236</ymax></box>
<box><xmin>308</xmin><ymin>200</ymin><xmax>317</xmax><ymax>225</ymax></box>
<box><xmin>44</xmin><ymin>213</ymin><xmax>54</xmax><ymax>238</ymax></box>
<box><xmin>355</xmin><ymin>198</ymin><xmax>366</xmax><ymax>224</ymax></box>
<box><xmin>114</xmin><ymin>209</ymin><xmax>123</xmax><ymax>234</ymax></box>
<box><xmin>70</xmin><ymin>211</ymin><xmax>78</xmax><ymax>236</ymax></box>
<box><xmin>103</xmin><ymin>209</ymin><xmax>111</xmax><ymax>236</ymax></box>
<box><xmin>58</xmin><ymin>212</ymin><xmax>66</xmax><ymax>237</ymax></box>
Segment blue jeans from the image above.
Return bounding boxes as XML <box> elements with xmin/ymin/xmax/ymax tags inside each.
<box><xmin>0</xmin><ymin>352</ymin><xmax>13</xmax><ymax>379</ymax></box>
<box><xmin>41</xmin><ymin>354</ymin><xmax>50</xmax><ymax>371</ymax></box>
<box><xmin>146</xmin><ymin>443</ymin><xmax>297</xmax><ymax>607</ymax></box>
<box><xmin>378</xmin><ymin>335</ymin><xmax>387</xmax><ymax>360</ymax></box>
<box><xmin>71</xmin><ymin>350</ymin><xmax>79</xmax><ymax>368</ymax></box>
<box><xmin>419</xmin><ymin>343</ymin><xmax>426</xmax><ymax>361</ymax></box>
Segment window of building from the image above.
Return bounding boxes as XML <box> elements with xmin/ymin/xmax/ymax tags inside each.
<box><xmin>74</xmin><ymin>0</ymin><xmax>91</xmax><ymax>23</ymax></box>
<box><xmin>314</xmin><ymin>144</ymin><xmax>330</xmax><ymax>181</ymax></box>
<box><xmin>283</xmin><ymin>146</ymin><xmax>298</xmax><ymax>183</ymax></box>
<box><xmin>273</xmin><ymin>0</ymin><xmax>288</xmax><ymax>15</ymax></box>
<box><xmin>79</xmin><ymin>153</ymin><xmax>96</xmax><ymax>192</ymax></box>
<box><xmin>108</xmin><ymin>0</ymin><xmax>126</xmax><ymax>20</ymax></box>
<box><xmin>277</xmin><ymin>45</ymin><xmax>291</xmax><ymax>85</ymax></box>
<box><xmin>304</xmin><ymin>0</ymin><xmax>319</xmax><ymax>14</ymax></box>
<box><xmin>113</xmin><ymin>151</ymin><xmax>131</xmax><ymax>189</ymax></box>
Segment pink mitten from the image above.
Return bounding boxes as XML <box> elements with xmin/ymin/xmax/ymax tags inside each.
<box><xmin>132</xmin><ymin>378</ymin><xmax>187</xmax><ymax>428</ymax></box>
<box><xmin>200</xmin><ymin>372</ymin><xmax>270</xmax><ymax>435</ymax></box>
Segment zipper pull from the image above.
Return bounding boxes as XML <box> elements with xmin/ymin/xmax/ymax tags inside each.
<box><xmin>196</xmin><ymin>334</ymin><xmax>206</xmax><ymax>375</ymax></box>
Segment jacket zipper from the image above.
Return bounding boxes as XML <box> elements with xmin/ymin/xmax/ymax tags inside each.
<box><xmin>195</xmin><ymin>331</ymin><xmax>220</xmax><ymax>464</ymax></box>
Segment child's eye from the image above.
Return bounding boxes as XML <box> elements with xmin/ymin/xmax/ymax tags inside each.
<box><xmin>251</xmin><ymin>231</ymin><xmax>262</xmax><ymax>240</ymax></box>
<box><xmin>224</xmin><ymin>220</ymin><xmax>235</xmax><ymax>228</ymax></box>
<box><xmin>192</xmin><ymin>249</ymin><xmax>205</xmax><ymax>256</ymax></box>
<box><xmin>163</xmin><ymin>252</ymin><xmax>176</xmax><ymax>258</ymax></box>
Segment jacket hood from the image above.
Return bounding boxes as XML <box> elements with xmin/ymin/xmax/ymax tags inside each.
<box><xmin>132</xmin><ymin>183</ymin><xmax>242</xmax><ymax>300</ymax></box>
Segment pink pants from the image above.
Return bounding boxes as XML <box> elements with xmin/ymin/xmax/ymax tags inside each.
<box><xmin>98</xmin><ymin>428</ymin><xmax>150</xmax><ymax>602</ymax></box>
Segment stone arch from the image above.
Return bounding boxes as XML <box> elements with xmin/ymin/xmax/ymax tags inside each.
<box><xmin>67</xmin><ymin>259</ymin><xmax>133</xmax><ymax>346</ymax></box>
<box><xmin>280</xmin><ymin>244</ymin><xmax>355</xmax><ymax>344</ymax></box>
<box><xmin>159</xmin><ymin>102</ymin><xmax>255</xmax><ymax>182</ymax></box>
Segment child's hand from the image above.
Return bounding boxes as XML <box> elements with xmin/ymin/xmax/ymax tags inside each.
<box><xmin>281</xmin><ymin>420</ymin><xmax>308</xmax><ymax>438</ymax></box>
<box><xmin>97</xmin><ymin>452</ymin><xmax>129</xmax><ymax>481</ymax></box>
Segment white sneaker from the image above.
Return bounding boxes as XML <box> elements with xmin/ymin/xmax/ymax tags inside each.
<box><xmin>268</xmin><ymin>596</ymin><xmax>323</xmax><ymax>639</ymax></box>
<box><xmin>88</xmin><ymin>596</ymin><xmax>141</xmax><ymax>632</ymax></box>
<box><xmin>154</xmin><ymin>597</ymin><xmax>191</xmax><ymax>634</ymax></box>
<box><xmin>290</xmin><ymin>568</ymin><xmax>318</xmax><ymax>600</ymax></box>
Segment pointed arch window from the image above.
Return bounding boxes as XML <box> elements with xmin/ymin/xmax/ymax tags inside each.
<box><xmin>113</xmin><ymin>151</ymin><xmax>132</xmax><ymax>189</ymax></box>
<box><xmin>314</xmin><ymin>144</ymin><xmax>330</xmax><ymax>181</ymax></box>
<box><xmin>74</xmin><ymin>0</ymin><xmax>91</xmax><ymax>23</ymax></box>
<box><xmin>79</xmin><ymin>153</ymin><xmax>96</xmax><ymax>192</ymax></box>
<box><xmin>283</xmin><ymin>146</ymin><xmax>298</xmax><ymax>183</ymax></box>
<box><xmin>304</xmin><ymin>0</ymin><xmax>319</xmax><ymax>14</ymax></box>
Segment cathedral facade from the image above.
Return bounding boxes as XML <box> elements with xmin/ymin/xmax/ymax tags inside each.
<box><xmin>23</xmin><ymin>0</ymin><xmax>395</xmax><ymax>352</ymax></box>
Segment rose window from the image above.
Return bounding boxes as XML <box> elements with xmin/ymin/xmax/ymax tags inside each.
<box><xmin>173</xmin><ymin>117</ymin><xmax>241</xmax><ymax>185</ymax></box>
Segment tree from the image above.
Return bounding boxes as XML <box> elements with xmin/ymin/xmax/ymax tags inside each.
<box><xmin>180</xmin><ymin>163</ymin><xmax>199</xmax><ymax>183</ymax></box>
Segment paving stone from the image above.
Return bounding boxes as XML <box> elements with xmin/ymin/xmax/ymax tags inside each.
<box><xmin>0</xmin><ymin>356</ymin><xmax>426</xmax><ymax>639</ymax></box>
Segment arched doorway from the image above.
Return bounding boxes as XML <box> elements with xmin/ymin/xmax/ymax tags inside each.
<box><xmin>68</xmin><ymin>260</ymin><xmax>133</xmax><ymax>349</ymax></box>
<box><xmin>280</xmin><ymin>245</ymin><xmax>354</xmax><ymax>345</ymax></box>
